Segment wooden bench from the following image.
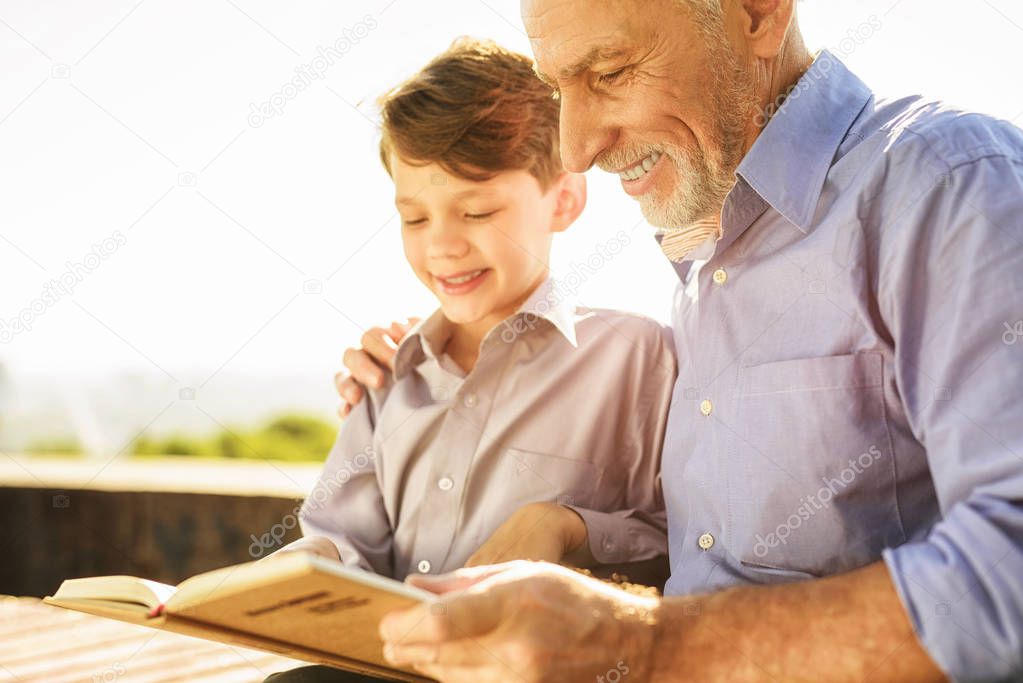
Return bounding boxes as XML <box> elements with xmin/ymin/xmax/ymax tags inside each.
<box><xmin>0</xmin><ymin>596</ymin><xmax>305</xmax><ymax>682</ymax></box>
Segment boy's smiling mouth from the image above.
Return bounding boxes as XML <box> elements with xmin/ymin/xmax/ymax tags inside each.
<box><xmin>434</xmin><ymin>268</ymin><xmax>491</xmax><ymax>295</ymax></box>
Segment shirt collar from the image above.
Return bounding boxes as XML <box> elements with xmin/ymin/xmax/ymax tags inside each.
<box><xmin>734</xmin><ymin>49</ymin><xmax>873</xmax><ymax>234</ymax></box>
<box><xmin>393</xmin><ymin>276</ymin><xmax>578</xmax><ymax>379</ymax></box>
<box><xmin>657</xmin><ymin>50</ymin><xmax>873</xmax><ymax>280</ymax></box>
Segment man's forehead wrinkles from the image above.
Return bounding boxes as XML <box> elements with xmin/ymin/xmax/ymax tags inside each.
<box><xmin>562</xmin><ymin>42</ymin><xmax>630</xmax><ymax>75</ymax></box>
<box><xmin>534</xmin><ymin>34</ymin><xmax>632</xmax><ymax>87</ymax></box>
<box><xmin>520</xmin><ymin>0</ymin><xmax>572</xmax><ymax>24</ymax></box>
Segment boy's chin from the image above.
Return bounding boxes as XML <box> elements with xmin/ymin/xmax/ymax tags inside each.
<box><xmin>440</xmin><ymin>306</ymin><xmax>492</xmax><ymax>325</ymax></box>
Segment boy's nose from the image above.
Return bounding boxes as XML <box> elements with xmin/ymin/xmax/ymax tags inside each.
<box><xmin>426</xmin><ymin>230</ymin><xmax>470</xmax><ymax>260</ymax></box>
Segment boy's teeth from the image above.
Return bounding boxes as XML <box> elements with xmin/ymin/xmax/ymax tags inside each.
<box><xmin>443</xmin><ymin>269</ymin><xmax>484</xmax><ymax>284</ymax></box>
<box><xmin>620</xmin><ymin>151</ymin><xmax>661</xmax><ymax>181</ymax></box>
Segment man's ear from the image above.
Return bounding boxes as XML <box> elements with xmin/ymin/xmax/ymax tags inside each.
<box><xmin>738</xmin><ymin>0</ymin><xmax>796</xmax><ymax>60</ymax></box>
<box><xmin>549</xmin><ymin>172</ymin><xmax>587</xmax><ymax>233</ymax></box>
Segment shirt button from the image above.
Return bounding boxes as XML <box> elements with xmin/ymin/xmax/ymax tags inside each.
<box><xmin>417</xmin><ymin>560</ymin><xmax>431</xmax><ymax>573</ymax></box>
<box><xmin>437</xmin><ymin>476</ymin><xmax>454</xmax><ymax>491</ymax></box>
<box><xmin>712</xmin><ymin>268</ymin><xmax>728</xmax><ymax>285</ymax></box>
<box><xmin>697</xmin><ymin>533</ymin><xmax>715</xmax><ymax>551</ymax></box>
<box><xmin>463</xmin><ymin>393</ymin><xmax>478</xmax><ymax>408</ymax></box>
<box><xmin>700</xmin><ymin>399</ymin><xmax>714</xmax><ymax>416</ymax></box>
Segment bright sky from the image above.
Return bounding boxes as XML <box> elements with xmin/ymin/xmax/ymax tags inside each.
<box><xmin>2</xmin><ymin>0</ymin><xmax>1022</xmax><ymax>441</ymax></box>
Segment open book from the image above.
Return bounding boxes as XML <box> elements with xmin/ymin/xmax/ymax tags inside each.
<box><xmin>44</xmin><ymin>553</ymin><xmax>436</xmax><ymax>682</ymax></box>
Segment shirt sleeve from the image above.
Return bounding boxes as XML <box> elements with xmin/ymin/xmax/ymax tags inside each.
<box><xmin>567</xmin><ymin>322</ymin><xmax>676</xmax><ymax>565</ymax></box>
<box><xmin>879</xmin><ymin>154</ymin><xmax>1023</xmax><ymax>682</ymax></box>
<box><xmin>299</xmin><ymin>386</ymin><xmax>393</xmax><ymax>576</ymax></box>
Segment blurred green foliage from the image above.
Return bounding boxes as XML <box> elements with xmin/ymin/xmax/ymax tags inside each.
<box><xmin>24</xmin><ymin>438</ymin><xmax>85</xmax><ymax>457</ymax></box>
<box><xmin>132</xmin><ymin>413</ymin><xmax>336</xmax><ymax>462</ymax></box>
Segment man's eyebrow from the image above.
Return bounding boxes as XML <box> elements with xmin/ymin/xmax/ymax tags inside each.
<box><xmin>535</xmin><ymin>46</ymin><xmax>631</xmax><ymax>88</ymax></box>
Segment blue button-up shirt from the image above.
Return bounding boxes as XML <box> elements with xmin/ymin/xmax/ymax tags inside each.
<box><xmin>661</xmin><ymin>50</ymin><xmax>1023</xmax><ymax>682</ymax></box>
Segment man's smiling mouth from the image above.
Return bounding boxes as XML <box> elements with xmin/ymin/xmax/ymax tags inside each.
<box><xmin>618</xmin><ymin>150</ymin><xmax>662</xmax><ymax>181</ymax></box>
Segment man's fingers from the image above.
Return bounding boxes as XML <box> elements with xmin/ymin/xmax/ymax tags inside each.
<box><xmin>360</xmin><ymin>327</ymin><xmax>399</xmax><ymax>372</ymax></box>
<box><xmin>342</xmin><ymin>347</ymin><xmax>386</xmax><ymax>389</ymax></box>
<box><xmin>405</xmin><ymin>563</ymin><xmax>520</xmax><ymax>595</ymax></box>
<box><xmin>385</xmin><ymin>639</ymin><xmax>513</xmax><ymax>676</ymax></box>
<box><xmin>392</xmin><ymin>317</ymin><xmax>421</xmax><ymax>339</ymax></box>
<box><xmin>334</xmin><ymin>371</ymin><xmax>364</xmax><ymax>404</ymax></box>
<box><xmin>380</xmin><ymin>583</ymin><xmax>507</xmax><ymax>646</ymax></box>
<box><xmin>336</xmin><ymin>319</ymin><xmax>415</xmax><ymax>400</ymax></box>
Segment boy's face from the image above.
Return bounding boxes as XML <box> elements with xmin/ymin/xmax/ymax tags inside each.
<box><xmin>392</xmin><ymin>155</ymin><xmax>565</xmax><ymax>330</ymax></box>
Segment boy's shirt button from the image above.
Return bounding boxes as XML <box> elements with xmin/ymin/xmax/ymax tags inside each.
<box><xmin>463</xmin><ymin>393</ymin><xmax>478</xmax><ymax>408</ymax></box>
<box><xmin>437</xmin><ymin>477</ymin><xmax>454</xmax><ymax>491</ymax></box>
<box><xmin>417</xmin><ymin>560</ymin><xmax>432</xmax><ymax>573</ymax></box>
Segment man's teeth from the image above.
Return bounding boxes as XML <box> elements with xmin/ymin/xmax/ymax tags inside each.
<box><xmin>619</xmin><ymin>151</ymin><xmax>662</xmax><ymax>181</ymax></box>
<box><xmin>442</xmin><ymin>269</ymin><xmax>485</xmax><ymax>284</ymax></box>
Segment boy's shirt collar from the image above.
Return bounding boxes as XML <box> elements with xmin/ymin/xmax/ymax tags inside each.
<box><xmin>393</xmin><ymin>276</ymin><xmax>578</xmax><ymax>380</ymax></box>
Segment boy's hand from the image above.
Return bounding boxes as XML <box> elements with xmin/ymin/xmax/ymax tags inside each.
<box><xmin>336</xmin><ymin>318</ymin><xmax>419</xmax><ymax>418</ymax></box>
<box><xmin>465</xmin><ymin>502</ymin><xmax>588</xmax><ymax>567</ymax></box>
<box><xmin>265</xmin><ymin>535</ymin><xmax>341</xmax><ymax>562</ymax></box>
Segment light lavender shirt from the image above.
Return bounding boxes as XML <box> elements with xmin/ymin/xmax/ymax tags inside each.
<box><xmin>301</xmin><ymin>279</ymin><xmax>676</xmax><ymax>580</ymax></box>
<box><xmin>661</xmin><ymin>50</ymin><xmax>1023</xmax><ymax>681</ymax></box>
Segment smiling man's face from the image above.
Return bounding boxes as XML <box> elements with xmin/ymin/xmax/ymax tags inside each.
<box><xmin>523</xmin><ymin>0</ymin><xmax>758</xmax><ymax>234</ymax></box>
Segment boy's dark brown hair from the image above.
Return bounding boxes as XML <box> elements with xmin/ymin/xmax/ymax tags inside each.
<box><xmin>378</xmin><ymin>37</ymin><xmax>562</xmax><ymax>190</ymax></box>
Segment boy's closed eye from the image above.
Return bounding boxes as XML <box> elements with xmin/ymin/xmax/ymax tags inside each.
<box><xmin>401</xmin><ymin>208</ymin><xmax>503</xmax><ymax>227</ymax></box>
<box><xmin>465</xmin><ymin>208</ymin><xmax>502</xmax><ymax>222</ymax></box>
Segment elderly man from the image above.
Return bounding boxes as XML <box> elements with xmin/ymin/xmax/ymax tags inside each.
<box><xmin>336</xmin><ymin>0</ymin><xmax>1023</xmax><ymax>680</ymax></box>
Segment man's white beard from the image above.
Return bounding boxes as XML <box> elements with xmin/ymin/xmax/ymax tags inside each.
<box><xmin>640</xmin><ymin>142</ymin><xmax>735</xmax><ymax>261</ymax></box>
<box><xmin>648</xmin><ymin>40</ymin><xmax>758</xmax><ymax>260</ymax></box>
<box><xmin>639</xmin><ymin>142</ymin><xmax>733</xmax><ymax>228</ymax></box>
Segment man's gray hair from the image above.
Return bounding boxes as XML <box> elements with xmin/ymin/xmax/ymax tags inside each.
<box><xmin>680</xmin><ymin>0</ymin><xmax>726</xmax><ymax>43</ymax></box>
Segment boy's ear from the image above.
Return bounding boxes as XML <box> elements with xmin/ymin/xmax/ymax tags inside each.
<box><xmin>550</xmin><ymin>172</ymin><xmax>587</xmax><ymax>233</ymax></box>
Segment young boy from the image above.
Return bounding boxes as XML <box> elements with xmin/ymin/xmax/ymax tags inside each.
<box><xmin>276</xmin><ymin>38</ymin><xmax>675</xmax><ymax>593</ymax></box>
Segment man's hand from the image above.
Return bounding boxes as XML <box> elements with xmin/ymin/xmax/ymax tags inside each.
<box><xmin>264</xmin><ymin>535</ymin><xmax>340</xmax><ymax>562</ymax></box>
<box><xmin>464</xmin><ymin>502</ymin><xmax>588</xmax><ymax>568</ymax></box>
<box><xmin>379</xmin><ymin>561</ymin><xmax>658</xmax><ymax>683</ymax></box>
<box><xmin>335</xmin><ymin>318</ymin><xmax>418</xmax><ymax>418</ymax></box>
<box><xmin>382</xmin><ymin>561</ymin><xmax>946</xmax><ymax>683</ymax></box>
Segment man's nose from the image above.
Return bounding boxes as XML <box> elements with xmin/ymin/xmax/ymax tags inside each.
<box><xmin>558</xmin><ymin>93</ymin><xmax>614</xmax><ymax>173</ymax></box>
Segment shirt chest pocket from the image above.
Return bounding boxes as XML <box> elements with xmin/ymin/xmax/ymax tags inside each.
<box><xmin>726</xmin><ymin>352</ymin><xmax>904</xmax><ymax>577</ymax></box>
<box><xmin>472</xmin><ymin>448</ymin><xmax>604</xmax><ymax>535</ymax></box>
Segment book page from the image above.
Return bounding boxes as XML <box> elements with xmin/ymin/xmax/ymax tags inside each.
<box><xmin>167</xmin><ymin>553</ymin><xmax>432</xmax><ymax>674</ymax></box>
<box><xmin>50</xmin><ymin>576</ymin><xmax>177</xmax><ymax>610</ymax></box>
